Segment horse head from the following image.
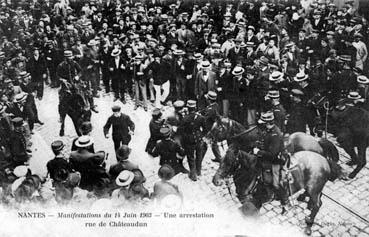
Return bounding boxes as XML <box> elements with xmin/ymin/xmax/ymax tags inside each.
<box><xmin>212</xmin><ymin>145</ymin><xmax>258</xmax><ymax>186</ymax></box>
<box><xmin>212</xmin><ymin>146</ymin><xmax>241</xmax><ymax>186</ymax></box>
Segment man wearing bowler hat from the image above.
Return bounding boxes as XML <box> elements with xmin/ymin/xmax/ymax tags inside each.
<box><xmin>109</xmin><ymin>48</ymin><xmax>127</xmax><ymax>103</ymax></box>
<box><xmin>104</xmin><ymin>105</ymin><xmax>135</xmax><ymax>152</ymax></box>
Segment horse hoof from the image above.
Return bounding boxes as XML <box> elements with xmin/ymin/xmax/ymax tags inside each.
<box><xmin>304</xmin><ymin>227</ymin><xmax>312</xmax><ymax>236</ymax></box>
<box><xmin>348</xmin><ymin>172</ymin><xmax>357</xmax><ymax>179</ymax></box>
<box><xmin>346</xmin><ymin>160</ymin><xmax>357</xmax><ymax>166</ymax></box>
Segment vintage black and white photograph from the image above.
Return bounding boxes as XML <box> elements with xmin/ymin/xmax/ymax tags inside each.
<box><xmin>0</xmin><ymin>0</ymin><xmax>368</xmax><ymax>236</ymax></box>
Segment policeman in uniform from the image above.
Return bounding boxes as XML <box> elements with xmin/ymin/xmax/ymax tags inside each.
<box><xmin>165</xmin><ymin>100</ymin><xmax>186</xmax><ymax>145</ymax></box>
<box><xmin>202</xmin><ymin>91</ymin><xmax>222</xmax><ymax>162</ymax></box>
<box><xmin>152</xmin><ymin>125</ymin><xmax>187</xmax><ymax>175</ymax></box>
<box><xmin>179</xmin><ymin>100</ymin><xmax>207</xmax><ymax>181</ymax></box>
<box><xmin>253</xmin><ymin>111</ymin><xmax>288</xmax><ymax>208</ymax></box>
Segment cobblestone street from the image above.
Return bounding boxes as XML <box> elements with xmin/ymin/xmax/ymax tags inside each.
<box><xmin>30</xmin><ymin>86</ymin><xmax>369</xmax><ymax>237</ymax></box>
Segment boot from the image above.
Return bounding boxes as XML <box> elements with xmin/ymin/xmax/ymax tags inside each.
<box><xmin>188</xmin><ymin>159</ymin><xmax>197</xmax><ymax>181</ymax></box>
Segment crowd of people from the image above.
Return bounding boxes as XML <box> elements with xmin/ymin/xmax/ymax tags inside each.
<box><xmin>0</xmin><ymin>0</ymin><xmax>368</xmax><ymax>208</ymax></box>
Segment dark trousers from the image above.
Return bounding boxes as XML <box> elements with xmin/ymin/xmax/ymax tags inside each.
<box><xmin>113</xmin><ymin>136</ymin><xmax>131</xmax><ymax>152</ymax></box>
<box><xmin>32</xmin><ymin>81</ymin><xmax>44</xmax><ymax>99</ymax></box>
<box><xmin>175</xmin><ymin>77</ymin><xmax>186</xmax><ymax>100</ymax></box>
<box><xmin>184</xmin><ymin>141</ymin><xmax>207</xmax><ymax>176</ymax></box>
<box><xmin>102</xmin><ymin>70</ymin><xmax>110</xmax><ymax>93</ymax></box>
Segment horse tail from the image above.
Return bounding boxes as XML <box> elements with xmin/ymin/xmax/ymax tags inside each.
<box><xmin>318</xmin><ymin>138</ymin><xmax>339</xmax><ymax>163</ymax></box>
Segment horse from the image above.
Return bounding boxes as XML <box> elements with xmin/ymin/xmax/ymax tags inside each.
<box><xmin>213</xmin><ymin>147</ymin><xmax>332</xmax><ymax>235</ymax></box>
<box><xmin>59</xmin><ymin>80</ymin><xmax>91</xmax><ymax>136</ymax></box>
<box><xmin>328</xmin><ymin>102</ymin><xmax>369</xmax><ymax>178</ymax></box>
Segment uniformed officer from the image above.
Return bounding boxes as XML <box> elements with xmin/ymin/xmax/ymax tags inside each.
<box><xmin>202</xmin><ymin>91</ymin><xmax>222</xmax><ymax>162</ymax></box>
<box><xmin>152</xmin><ymin>125</ymin><xmax>187</xmax><ymax>175</ymax></box>
<box><xmin>253</xmin><ymin>111</ymin><xmax>288</xmax><ymax>207</ymax></box>
<box><xmin>165</xmin><ymin>100</ymin><xmax>186</xmax><ymax>145</ymax></box>
<box><xmin>145</xmin><ymin>108</ymin><xmax>164</xmax><ymax>156</ymax></box>
<box><xmin>265</xmin><ymin>90</ymin><xmax>287</xmax><ymax>134</ymax></box>
<box><xmin>179</xmin><ymin>100</ymin><xmax>207</xmax><ymax>181</ymax></box>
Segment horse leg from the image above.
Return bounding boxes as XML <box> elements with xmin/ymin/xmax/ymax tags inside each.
<box><xmin>305</xmin><ymin>192</ymin><xmax>323</xmax><ymax>236</ymax></box>
<box><xmin>349</xmin><ymin>142</ymin><xmax>367</xmax><ymax>179</ymax></box>
<box><xmin>338</xmin><ymin>135</ymin><xmax>358</xmax><ymax>166</ymax></box>
<box><xmin>71</xmin><ymin>116</ymin><xmax>82</xmax><ymax>137</ymax></box>
<box><xmin>59</xmin><ymin>113</ymin><xmax>66</xmax><ymax>137</ymax></box>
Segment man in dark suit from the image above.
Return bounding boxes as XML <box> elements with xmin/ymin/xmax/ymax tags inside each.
<box><xmin>104</xmin><ymin>105</ymin><xmax>135</xmax><ymax>152</ymax></box>
<box><xmin>26</xmin><ymin>47</ymin><xmax>47</xmax><ymax>99</ymax></box>
<box><xmin>100</xmin><ymin>44</ymin><xmax>112</xmax><ymax>93</ymax></box>
<box><xmin>109</xmin><ymin>48</ymin><xmax>127</xmax><ymax>102</ymax></box>
<box><xmin>194</xmin><ymin>60</ymin><xmax>217</xmax><ymax>110</ymax></box>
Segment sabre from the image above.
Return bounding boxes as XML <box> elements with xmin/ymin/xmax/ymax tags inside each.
<box><xmin>323</xmin><ymin>101</ymin><xmax>329</xmax><ymax>139</ymax></box>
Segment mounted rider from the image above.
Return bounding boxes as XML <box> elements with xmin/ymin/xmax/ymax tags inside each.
<box><xmin>253</xmin><ymin>111</ymin><xmax>288</xmax><ymax>208</ymax></box>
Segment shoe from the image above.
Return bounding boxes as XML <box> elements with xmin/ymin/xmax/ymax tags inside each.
<box><xmin>114</xmin><ymin>97</ymin><xmax>119</xmax><ymax>102</ymax></box>
<box><xmin>144</xmin><ymin>107</ymin><xmax>148</xmax><ymax>112</ymax></box>
<box><xmin>346</xmin><ymin>160</ymin><xmax>357</xmax><ymax>166</ymax></box>
<box><xmin>120</xmin><ymin>98</ymin><xmax>126</xmax><ymax>104</ymax></box>
<box><xmin>212</xmin><ymin>158</ymin><xmax>221</xmax><ymax>163</ymax></box>
<box><xmin>189</xmin><ymin>172</ymin><xmax>197</xmax><ymax>181</ymax></box>
<box><xmin>94</xmin><ymin>94</ymin><xmax>100</xmax><ymax>98</ymax></box>
<box><xmin>91</xmin><ymin>107</ymin><xmax>99</xmax><ymax>113</ymax></box>
<box><xmin>36</xmin><ymin>120</ymin><xmax>44</xmax><ymax>125</ymax></box>
<box><xmin>134</xmin><ymin>105</ymin><xmax>138</xmax><ymax>110</ymax></box>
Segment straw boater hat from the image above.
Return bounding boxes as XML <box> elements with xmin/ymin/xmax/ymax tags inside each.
<box><xmin>267</xmin><ymin>90</ymin><xmax>280</xmax><ymax>99</ymax></box>
<box><xmin>14</xmin><ymin>92</ymin><xmax>28</xmax><ymax>103</ymax></box>
<box><xmin>173</xmin><ymin>49</ymin><xmax>185</xmax><ymax>56</ymax></box>
<box><xmin>357</xmin><ymin>75</ymin><xmax>369</xmax><ymax>84</ymax></box>
<box><xmin>75</xmin><ymin>135</ymin><xmax>94</xmax><ymax>148</ymax></box>
<box><xmin>115</xmin><ymin>170</ymin><xmax>135</xmax><ymax>187</ymax></box>
<box><xmin>269</xmin><ymin>71</ymin><xmax>284</xmax><ymax>81</ymax></box>
<box><xmin>201</xmin><ymin>60</ymin><xmax>211</xmax><ymax>69</ymax></box>
<box><xmin>193</xmin><ymin>53</ymin><xmax>203</xmax><ymax>60</ymax></box>
<box><xmin>186</xmin><ymin>100</ymin><xmax>197</xmax><ymax>108</ymax></box>
<box><xmin>347</xmin><ymin>91</ymin><xmax>362</xmax><ymax>100</ymax></box>
<box><xmin>258</xmin><ymin>111</ymin><xmax>275</xmax><ymax>124</ymax></box>
<box><xmin>111</xmin><ymin>48</ymin><xmax>121</xmax><ymax>57</ymax></box>
<box><xmin>64</xmin><ymin>50</ymin><xmax>73</xmax><ymax>58</ymax></box>
<box><xmin>294</xmin><ymin>72</ymin><xmax>309</xmax><ymax>82</ymax></box>
<box><xmin>205</xmin><ymin>91</ymin><xmax>217</xmax><ymax>101</ymax></box>
<box><xmin>232</xmin><ymin>66</ymin><xmax>245</xmax><ymax>76</ymax></box>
